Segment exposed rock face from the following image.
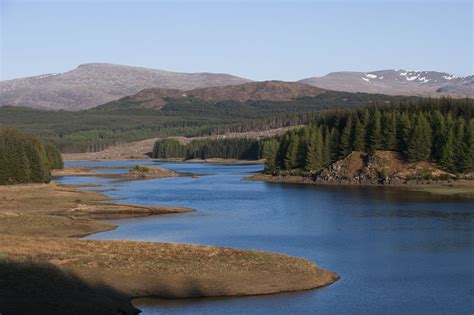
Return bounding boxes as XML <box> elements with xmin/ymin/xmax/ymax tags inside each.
<box><xmin>0</xmin><ymin>63</ymin><xmax>251</xmax><ymax>110</ymax></box>
<box><xmin>315</xmin><ymin>151</ymin><xmax>454</xmax><ymax>185</ymax></box>
<box><xmin>300</xmin><ymin>70</ymin><xmax>473</xmax><ymax>98</ymax></box>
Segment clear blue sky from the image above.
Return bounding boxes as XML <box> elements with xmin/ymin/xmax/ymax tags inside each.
<box><xmin>0</xmin><ymin>0</ymin><xmax>472</xmax><ymax>81</ymax></box>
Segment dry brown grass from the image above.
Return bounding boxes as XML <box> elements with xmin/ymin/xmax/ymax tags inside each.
<box><xmin>0</xmin><ymin>235</ymin><xmax>339</xmax><ymax>299</ymax></box>
<box><xmin>0</xmin><ymin>182</ymin><xmax>339</xmax><ymax>314</ymax></box>
<box><xmin>0</xmin><ymin>183</ymin><xmax>191</xmax><ymax>237</ymax></box>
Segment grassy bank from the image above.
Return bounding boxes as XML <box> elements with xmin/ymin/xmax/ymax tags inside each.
<box><xmin>0</xmin><ymin>182</ymin><xmax>339</xmax><ymax>314</ymax></box>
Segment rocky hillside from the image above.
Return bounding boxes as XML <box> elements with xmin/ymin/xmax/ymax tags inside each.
<box><xmin>98</xmin><ymin>81</ymin><xmax>326</xmax><ymax>110</ymax></box>
<box><xmin>0</xmin><ymin>63</ymin><xmax>251</xmax><ymax>110</ymax></box>
<box><xmin>315</xmin><ymin>151</ymin><xmax>454</xmax><ymax>185</ymax></box>
<box><xmin>300</xmin><ymin>70</ymin><xmax>473</xmax><ymax>98</ymax></box>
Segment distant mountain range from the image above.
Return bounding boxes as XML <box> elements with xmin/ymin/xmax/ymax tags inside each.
<box><xmin>299</xmin><ymin>70</ymin><xmax>473</xmax><ymax>98</ymax></box>
<box><xmin>0</xmin><ymin>64</ymin><xmax>472</xmax><ymax>110</ymax></box>
<box><xmin>0</xmin><ymin>63</ymin><xmax>251</xmax><ymax>110</ymax></box>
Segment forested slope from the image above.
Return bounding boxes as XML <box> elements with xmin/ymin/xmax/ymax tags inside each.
<box><xmin>0</xmin><ymin>91</ymin><xmax>423</xmax><ymax>153</ymax></box>
<box><xmin>0</xmin><ymin>129</ymin><xmax>63</xmax><ymax>185</ymax></box>
<box><xmin>261</xmin><ymin>98</ymin><xmax>473</xmax><ymax>174</ymax></box>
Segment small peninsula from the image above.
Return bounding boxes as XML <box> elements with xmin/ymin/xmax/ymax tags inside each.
<box><xmin>0</xmin><ymin>180</ymin><xmax>339</xmax><ymax>314</ymax></box>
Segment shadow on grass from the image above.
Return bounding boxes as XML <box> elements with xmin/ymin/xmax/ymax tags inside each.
<box><xmin>0</xmin><ymin>260</ymin><xmax>139</xmax><ymax>315</ymax></box>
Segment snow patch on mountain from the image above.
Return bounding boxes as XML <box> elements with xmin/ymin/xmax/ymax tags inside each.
<box><xmin>35</xmin><ymin>73</ymin><xmax>61</xmax><ymax>79</ymax></box>
<box><xmin>443</xmin><ymin>74</ymin><xmax>457</xmax><ymax>80</ymax></box>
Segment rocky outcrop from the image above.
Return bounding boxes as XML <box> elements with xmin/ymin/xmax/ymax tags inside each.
<box><xmin>314</xmin><ymin>151</ymin><xmax>455</xmax><ymax>185</ymax></box>
<box><xmin>127</xmin><ymin>165</ymin><xmax>177</xmax><ymax>179</ymax></box>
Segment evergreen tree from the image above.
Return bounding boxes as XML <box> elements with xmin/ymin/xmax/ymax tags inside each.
<box><xmin>382</xmin><ymin>112</ymin><xmax>397</xmax><ymax>150</ymax></box>
<box><xmin>368</xmin><ymin>109</ymin><xmax>382</xmax><ymax>152</ymax></box>
<box><xmin>352</xmin><ymin>117</ymin><xmax>366</xmax><ymax>151</ymax></box>
<box><xmin>339</xmin><ymin>117</ymin><xmax>353</xmax><ymax>158</ymax></box>
<box><xmin>453</xmin><ymin>117</ymin><xmax>467</xmax><ymax>172</ymax></box>
<box><xmin>439</xmin><ymin>124</ymin><xmax>455</xmax><ymax>171</ymax></box>
<box><xmin>305</xmin><ymin>127</ymin><xmax>323</xmax><ymax>171</ymax></box>
<box><xmin>463</xmin><ymin>118</ymin><xmax>474</xmax><ymax>172</ymax></box>
<box><xmin>262</xmin><ymin>139</ymin><xmax>279</xmax><ymax>172</ymax></box>
<box><xmin>431</xmin><ymin>110</ymin><xmax>446</xmax><ymax>160</ymax></box>
<box><xmin>284</xmin><ymin>132</ymin><xmax>300</xmax><ymax>169</ymax></box>
<box><xmin>406</xmin><ymin>114</ymin><xmax>432</xmax><ymax>161</ymax></box>
<box><xmin>322</xmin><ymin>127</ymin><xmax>331</xmax><ymax>166</ymax></box>
<box><xmin>329</xmin><ymin>128</ymin><xmax>340</xmax><ymax>162</ymax></box>
<box><xmin>397</xmin><ymin>112</ymin><xmax>412</xmax><ymax>153</ymax></box>
<box><xmin>297</xmin><ymin>127</ymin><xmax>311</xmax><ymax>168</ymax></box>
<box><xmin>0</xmin><ymin>128</ymin><xmax>63</xmax><ymax>185</ymax></box>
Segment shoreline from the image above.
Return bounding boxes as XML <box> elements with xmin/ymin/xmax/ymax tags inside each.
<box><xmin>52</xmin><ymin>164</ymin><xmax>180</xmax><ymax>178</ymax></box>
<box><xmin>61</xmin><ymin>156</ymin><xmax>265</xmax><ymax>164</ymax></box>
<box><xmin>0</xmin><ymin>170</ymin><xmax>339</xmax><ymax>314</ymax></box>
<box><xmin>245</xmin><ymin>173</ymin><xmax>474</xmax><ymax>197</ymax></box>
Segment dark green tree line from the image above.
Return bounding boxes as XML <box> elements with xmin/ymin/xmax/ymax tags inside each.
<box><xmin>267</xmin><ymin>100</ymin><xmax>473</xmax><ymax>174</ymax></box>
<box><xmin>0</xmin><ymin>129</ymin><xmax>64</xmax><ymax>185</ymax></box>
<box><xmin>152</xmin><ymin>138</ymin><xmax>262</xmax><ymax>160</ymax></box>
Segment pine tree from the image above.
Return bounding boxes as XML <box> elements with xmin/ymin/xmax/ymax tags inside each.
<box><xmin>322</xmin><ymin>127</ymin><xmax>331</xmax><ymax>166</ymax></box>
<box><xmin>453</xmin><ymin>117</ymin><xmax>467</xmax><ymax>172</ymax></box>
<box><xmin>397</xmin><ymin>112</ymin><xmax>412</xmax><ymax>153</ymax></box>
<box><xmin>0</xmin><ymin>128</ymin><xmax>62</xmax><ymax>185</ymax></box>
<box><xmin>439</xmin><ymin>125</ymin><xmax>455</xmax><ymax>171</ymax></box>
<box><xmin>368</xmin><ymin>109</ymin><xmax>382</xmax><ymax>152</ymax></box>
<box><xmin>298</xmin><ymin>127</ymin><xmax>311</xmax><ymax>168</ymax></box>
<box><xmin>284</xmin><ymin>132</ymin><xmax>300</xmax><ymax>169</ymax></box>
<box><xmin>339</xmin><ymin>117</ymin><xmax>352</xmax><ymax>157</ymax></box>
<box><xmin>382</xmin><ymin>112</ymin><xmax>397</xmax><ymax>150</ymax></box>
<box><xmin>406</xmin><ymin>114</ymin><xmax>432</xmax><ymax>162</ymax></box>
<box><xmin>464</xmin><ymin>118</ymin><xmax>474</xmax><ymax>172</ymax></box>
<box><xmin>262</xmin><ymin>139</ymin><xmax>279</xmax><ymax>172</ymax></box>
<box><xmin>361</xmin><ymin>109</ymin><xmax>370</xmax><ymax>126</ymax></box>
<box><xmin>352</xmin><ymin>117</ymin><xmax>366</xmax><ymax>151</ymax></box>
<box><xmin>431</xmin><ymin>110</ymin><xmax>446</xmax><ymax>161</ymax></box>
<box><xmin>329</xmin><ymin>128</ymin><xmax>340</xmax><ymax>162</ymax></box>
<box><xmin>305</xmin><ymin>127</ymin><xmax>323</xmax><ymax>171</ymax></box>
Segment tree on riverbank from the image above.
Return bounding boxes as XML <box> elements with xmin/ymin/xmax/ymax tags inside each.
<box><xmin>0</xmin><ymin>129</ymin><xmax>63</xmax><ymax>185</ymax></box>
<box><xmin>152</xmin><ymin>138</ymin><xmax>262</xmax><ymax>160</ymax></box>
<box><xmin>267</xmin><ymin>98</ymin><xmax>474</xmax><ymax>174</ymax></box>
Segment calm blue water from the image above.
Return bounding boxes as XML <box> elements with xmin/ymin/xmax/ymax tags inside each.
<box><xmin>57</xmin><ymin>161</ymin><xmax>474</xmax><ymax>314</ymax></box>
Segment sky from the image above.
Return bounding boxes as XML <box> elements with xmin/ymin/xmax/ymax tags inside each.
<box><xmin>0</xmin><ymin>0</ymin><xmax>472</xmax><ymax>81</ymax></box>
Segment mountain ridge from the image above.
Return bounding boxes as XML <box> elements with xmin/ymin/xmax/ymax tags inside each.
<box><xmin>1</xmin><ymin>64</ymin><xmax>472</xmax><ymax>111</ymax></box>
<box><xmin>299</xmin><ymin>69</ymin><xmax>473</xmax><ymax>98</ymax></box>
<box><xmin>97</xmin><ymin>80</ymin><xmax>327</xmax><ymax>110</ymax></box>
<box><xmin>0</xmin><ymin>63</ymin><xmax>252</xmax><ymax>110</ymax></box>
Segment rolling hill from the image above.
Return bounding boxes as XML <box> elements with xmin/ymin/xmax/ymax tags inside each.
<box><xmin>0</xmin><ymin>63</ymin><xmax>251</xmax><ymax>110</ymax></box>
<box><xmin>97</xmin><ymin>81</ymin><xmax>327</xmax><ymax>110</ymax></box>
